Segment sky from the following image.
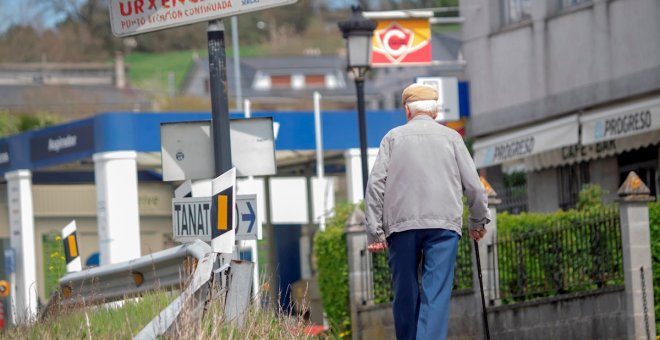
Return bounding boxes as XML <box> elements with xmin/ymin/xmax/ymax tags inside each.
<box><xmin>0</xmin><ymin>0</ymin><xmax>69</xmax><ymax>32</ymax></box>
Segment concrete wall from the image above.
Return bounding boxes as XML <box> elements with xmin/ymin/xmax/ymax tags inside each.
<box><xmin>357</xmin><ymin>288</ymin><xmax>626</xmax><ymax>340</ymax></box>
<box><xmin>461</xmin><ymin>0</ymin><xmax>660</xmax><ymax>136</ymax></box>
<box><xmin>355</xmin><ymin>291</ymin><xmax>480</xmax><ymax>340</ymax></box>
<box><xmin>487</xmin><ymin>288</ymin><xmax>626</xmax><ymax>339</ymax></box>
<box><xmin>526</xmin><ymin>168</ymin><xmax>559</xmax><ymax>212</ymax></box>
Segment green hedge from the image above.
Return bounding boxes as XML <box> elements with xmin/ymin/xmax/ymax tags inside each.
<box><xmin>649</xmin><ymin>202</ymin><xmax>660</xmax><ymax>331</ymax></box>
<box><xmin>496</xmin><ymin>208</ymin><xmax>623</xmax><ymax>303</ymax></box>
<box><xmin>313</xmin><ymin>202</ymin><xmax>354</xmax><ymax>338</ymax></box>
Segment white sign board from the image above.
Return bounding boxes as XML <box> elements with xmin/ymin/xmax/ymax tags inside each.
<box><xmin>172</xmin><ymin>197</ymin><xmax>213</xmax><ymax>243</ymax></box>
<box><xmin>162</xmin><ymin>121</ymin><xmax>214</xmax><ymax>182</ymax></box>
<box><xmin>109</xmin><ymin>0</ymin><xmax>298</xmax><ymax>37</ymax></box>
<box><xmin>172</xmin><ymin>194</ymin><xmax>259</xmax><ymax>242</ymax></box>
<box><xmin>269</xmin><ymin>177</ymin><xmax>308</xmax><ymax>224</ymax></box>
<box><xmin>415</xmin><ymin>77</ymin><xmax>460</xmax><ymax>122</ymax></box>
<box><xmin>231</xmin><ymin>118</ymin><xmax>277</xmax><ymax>177</ymax></box>
<box><xmin>236</xmin><ymin>194</ymin><xmax>260</xmax><ymax>240</ymax></box>
<box><xmin>161</xmin><ymin>118</ymin><xmax>276</xmax><ymax>181</ymax></box>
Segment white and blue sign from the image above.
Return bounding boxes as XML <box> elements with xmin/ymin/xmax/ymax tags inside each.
<box><xmin>236</xmin><ymin>194</ymin><xmax>259</xmax><ymax>240</ymax></box>
<box><xmin>30</xmin><ymin>122</ymin><xmax>94</xmax><ymax>163</ymax></box>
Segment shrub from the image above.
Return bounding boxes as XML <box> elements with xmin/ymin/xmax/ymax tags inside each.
<box><xmin>576</xmin><ymin>184</ymin><xmax>607</xmax><ymax>211</ymax></box>
<box><xmin>496</xmin><ymin>205</ymin><xmax>623</xmax><ymax>303</ymax></box>
<box><xmin>313</xmin><ymin>202</ymin><xmax>355</xmax><ymax>338</ymax></box>
<box><xmin>649</xmin><ymin>202</ymin><xmax>660</xmax><ymax>331</ymax></box>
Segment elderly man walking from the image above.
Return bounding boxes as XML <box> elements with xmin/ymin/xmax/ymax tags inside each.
<box><xmin>364</xmin><ymin>83</ymin><xmax>490</xmax><ymax>340</ymax></box>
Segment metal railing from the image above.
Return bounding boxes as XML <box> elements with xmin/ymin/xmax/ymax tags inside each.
<box><xmin>497</xmin><ymin>208</ymin><xmax>623</xmax><ymax>304</ymax></box>
<box><xmin>495</xmin><ymin>184</ymin><xmax>528</xmax><ymax>215</ymax></box>
<box><xmin>359</xmin><ymin>228</ymin><xmax>473</xmax><ymax>305</ymax></box>
<box><xmin>46</xmin><ymin>240</ymin><xmax>212</xmax><ymax>309</ymax></box>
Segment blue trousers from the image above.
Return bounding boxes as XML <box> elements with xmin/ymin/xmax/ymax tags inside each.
<box><xmin>387</xmin><ymin>228</ymin><xmax>459</xmax><ymax>340</ymax></box>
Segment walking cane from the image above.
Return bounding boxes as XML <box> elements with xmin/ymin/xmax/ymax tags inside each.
<box><xmin>474</xmin><ymin>240</ymin><xmax>491</xmax><ymax>340</ymax></box>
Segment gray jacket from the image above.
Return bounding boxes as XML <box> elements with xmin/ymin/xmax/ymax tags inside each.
<box><xmin>364</xmin><ymin>115</ymin><xmax>490</xmax><ymax>244</ymax></box>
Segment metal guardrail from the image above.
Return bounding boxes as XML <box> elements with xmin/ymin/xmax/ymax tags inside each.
<box><xmin>135</xmin><ymin>251</ymin><xmax>220</xmax><ymax>339</ymax></box>
<box><xmin>53</xmin><ymin>240</ymin><xmax>212</xmax><ymax>307</ymax></box>
<box><xmin>43</xmin><ymin>239</ymin><xmax>254</xmax><ymax>338</ymax></box>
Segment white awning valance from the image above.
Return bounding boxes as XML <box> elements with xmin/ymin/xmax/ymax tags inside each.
<box><xmin>473</xmin><ymin>115</ymin><xmax>579</xmax><ymax>169</ymax></box>
<box><xmin>525</xmin><ymin>130</ymin><xmax>660</xmax><ymax>172</ymax></box>
<box><xmin>580</xmin><ymin>96</ymin><xmax>660</xmax><ymax>145</ymax></box>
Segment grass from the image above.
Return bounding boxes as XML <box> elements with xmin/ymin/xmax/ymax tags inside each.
<box><xmin>2</xmin><ymin>286</ymin><xmax>322</xmax><ymax>339</ymax></box>
<box><xmin>2</xmin><ymin>291</ymin><xmax>176</xmax><ymax>339</ymax></box>
<box><xmin>125</xmin><ymin>49</ymin><xmax>204</xmax><ymax>94</ymax></box>
<box><xmin>125</xmin><ymin>45</ymin><xmax>263</xmax><ymax>95</ymax></box>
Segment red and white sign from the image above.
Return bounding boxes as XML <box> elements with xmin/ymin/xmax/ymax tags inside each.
<box><xmin>370</xmin><ymin>18</ymin><xmax>432</xmax><ymax>66</ymax></box>
<box><xmin>109</xmin><ymin>0</ymin><xmax>298</xmax><ymax>37</ymax></box>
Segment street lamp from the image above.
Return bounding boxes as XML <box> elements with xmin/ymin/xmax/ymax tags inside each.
<box><xmin>338</xmin><ymin>5</ymin><xmax>376</xmax><ymax>194</ymax></box>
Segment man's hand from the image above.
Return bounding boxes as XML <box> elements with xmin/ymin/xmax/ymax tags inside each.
<box><xmin>469</xmin><ymin>227</ymin><xmax>487</xmax><ymax>241</ymax></box>
<box><xmin>367</xmin><ymin>242</ymin><xmax>388</xmax><ymax>252</ymax></box>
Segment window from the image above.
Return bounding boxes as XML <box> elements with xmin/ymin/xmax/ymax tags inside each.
<box><xmin>557</xmin><ymin>162</ymin><xmax>590</xmax><ymax>210</ymax></box>
<box><xmin>560</xmin><ymin>0</ymin><xmax>591</xmax><ymax>10</ymax></box>
<box><xmin>270</xmin><ymin>75</ymin><xmax>291</xmax><ymax>89</ymax></box>
<box><xmin>501</xmin><ymin>0</ymin><xmax>532</xmax><ymax>26</ymax></box>
<box><xmin>305</xmin><ymin>74</ymin><xmax>325</xmax><ymax>88</ymax></box>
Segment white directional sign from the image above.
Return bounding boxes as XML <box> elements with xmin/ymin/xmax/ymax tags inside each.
<box><xmin>172</xmin><ymin>197</ymin><xmax>213</xmax><ymax>243</ymax></box>
<box><xmin>236</xmin><ymin>194</ymin><xmax>259</xmax><ymax>240</ymax></box>
<box><xmin>161</xmin><ymin>118</ymin><xmax>276</xmax><ymax>182</ymax></box>
<box><xmin>109</xmin><ymin>0</ymin><xmax>299</xmax><ymax>37</ymax></box>
<box><xmin>172</xmin><ymin>193</ymin><xmax>259</xmax><ymax>242</ymax></box>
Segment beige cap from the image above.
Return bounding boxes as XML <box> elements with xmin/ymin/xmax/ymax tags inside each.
<box><xmin>401</xmin><ymin>84</ymin><xmax>438</xmax><ymax>105</ymax></box>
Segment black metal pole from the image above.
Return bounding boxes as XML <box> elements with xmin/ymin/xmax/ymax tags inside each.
<box><xmin>355</xmin><ymin>77</ymin><xmax>369</xmax><ymax>193</ymax></box>
<box><xmin>474</xmin><ymin>240</ymin><xmax>491</xmax><ymax>340</ymax></box>
<box><xmin>207</xmin><ymin>20</ymin><xmax>233</xmax><ymax>176</ymax></box>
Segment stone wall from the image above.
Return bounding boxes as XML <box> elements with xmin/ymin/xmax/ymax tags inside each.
<box><xmin>357</xmin><ymin>287</ymin><xmax>626</xmax><ymax>340</ymax></box>
<box><xmin>486</xmin><ymin>287</ymin><xmax>626</xmax><ymax>340</ymax></box>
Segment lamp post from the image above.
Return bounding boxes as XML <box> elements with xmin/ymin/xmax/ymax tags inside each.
<box><xmin>339</xmin><ymin>5</ymin><xmax>376</xmax><ymax>194</ymax></box>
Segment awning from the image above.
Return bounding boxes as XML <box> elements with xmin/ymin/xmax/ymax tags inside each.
<box><xmin>580</xmin><ymin>96</ymin><xmax>660</xmax><ymax>145</ymax></box>
<box><xmin>525</xmin><ymin>130</ymin><xmax>660</xmax><ymax>172</ymax></box>
<box><xmin>473</xmin><ymin>115</ymin><xmax>579</xmax><ymax>169</ymax></box>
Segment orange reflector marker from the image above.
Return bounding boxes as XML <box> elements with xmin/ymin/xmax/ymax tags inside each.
<box><xmin>217</xmin><ymin>195</ymin><xmax>228</xmax><ymax>231</ymax></box>
<box><xmin>132</xmin><ymin>271</ymin><xmax>144</xmax><ymax>287</ymax></box>
<box><xmin>67</xmin><ymin>235</ymin><xmax>78</xmax><ymax>258</ymax></box>
<box><xmin>62</xmin><ymin>285</ymin><xmax>72</xmax><ymax>299</ymax></box>
<box><xmin>0</xmin><ymin>281</ymin><xmax>9</xmax><ymax>298</ymax></box>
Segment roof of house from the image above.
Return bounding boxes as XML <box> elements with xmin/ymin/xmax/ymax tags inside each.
<box><xmin>0</xmin><ymin>84</ymin><xmax>151</xmax><ymax>117</ymax></box>
<box><xmin>180</xmin><ymin>32</ymin><xmax>464</xmax><ymax>103</ymax></box>
<box><xmin>180</xmin><ymin>55</ymin><xmax>381</xmax><ymax>100</ymax></box>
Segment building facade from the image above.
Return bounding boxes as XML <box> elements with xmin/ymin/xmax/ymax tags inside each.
<box><xmin>461</xmin><ymin>0</ymin><xmax>660</xmax><ymax>212</ymax></box>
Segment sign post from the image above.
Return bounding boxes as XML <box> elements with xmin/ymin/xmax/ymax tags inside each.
<box><xmin>208</xmin><ymin>19</ymin><xmax>233</xmax><ymax>176</ymax></box>
<box><xmin>61</xmin><ymin>220</ymin><xmax>82</xmax><ymax>273</ymax></box>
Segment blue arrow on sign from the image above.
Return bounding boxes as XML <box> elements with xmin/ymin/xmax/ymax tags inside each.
<box><xmin>241</xmin><ymin>202</ymin><xmax>256</xmax><ymax>233</ymax></box>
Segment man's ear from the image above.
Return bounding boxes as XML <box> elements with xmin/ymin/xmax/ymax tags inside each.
<box><xmin>404</xmin><ymin>104</ymin><xmax>412</xmax><ymax>120</ymax></box>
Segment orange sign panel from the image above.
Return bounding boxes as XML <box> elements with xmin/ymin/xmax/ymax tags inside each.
<box><xmin>372</xmin><ymin>18</ymin><xmax>432</xmax><ymax>66</ymax></box>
